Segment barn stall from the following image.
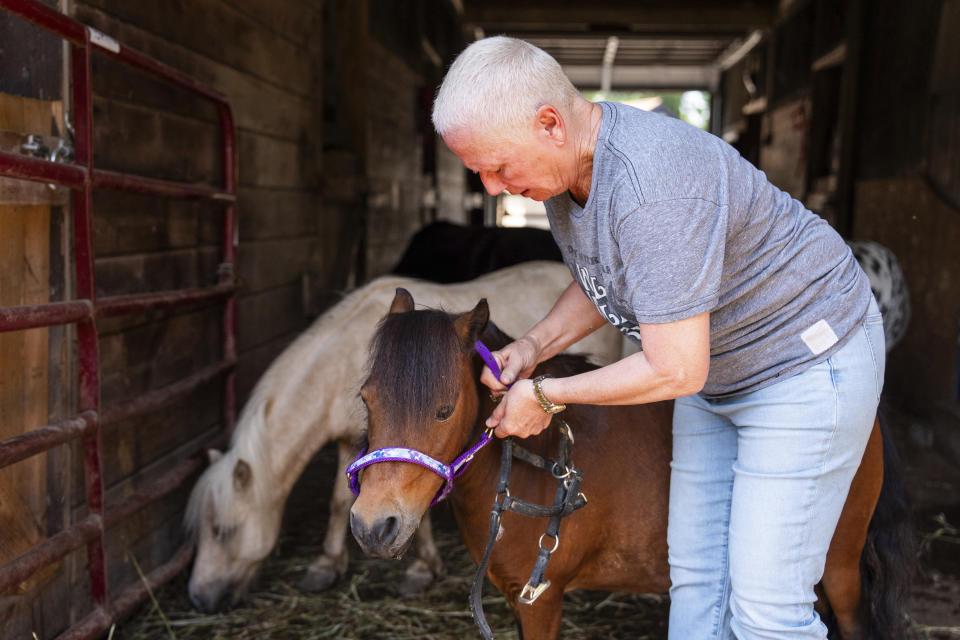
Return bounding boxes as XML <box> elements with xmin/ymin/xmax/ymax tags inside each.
<box><xmin>0</xmin><ymin>0</ymin><xmax>958</xmax><ymax>638</ymax></box>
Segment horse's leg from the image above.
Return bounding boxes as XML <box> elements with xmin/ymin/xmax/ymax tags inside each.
<box><xmin>512</xmin><ymin>589</ymin><xmax>564</xmax><ymax>640</ymax></box>
<box><xmin>398</xmin><ymin>512</ymin><xmax>445</xmax><ymax>596</ymax></box>
<box><xmin>819</xmin><ymin>417</ymin><xmax>884</xmax><ymax>639</ymax></box>
<box><xmin>298</xmin><ymin>438</ymin><xmax>356</xmax><ymax>592</ymax></box>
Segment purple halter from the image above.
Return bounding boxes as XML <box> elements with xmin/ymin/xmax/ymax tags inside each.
<box><xmin>346</xmin><ymin>340</ymin><xmax>505</xmax><ymax>506</ymax></box>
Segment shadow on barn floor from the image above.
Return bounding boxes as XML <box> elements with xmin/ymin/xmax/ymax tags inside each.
<box><xmin>115</xmin><ymin>403</ymin><xmax>960</xmax><ymax>639</ymax></box>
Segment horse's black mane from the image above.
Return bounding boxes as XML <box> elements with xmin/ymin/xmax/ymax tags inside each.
<box><xmin>366</xmin><ymin>308</ymin><xmax>464</xmax><ymax>428</ymax></box>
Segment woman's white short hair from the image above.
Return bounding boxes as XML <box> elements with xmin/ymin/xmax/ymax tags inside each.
<box><xmin>432</xmin><ymin>36</ymin><xmax>580</xmax><ymax>140</ymax></box>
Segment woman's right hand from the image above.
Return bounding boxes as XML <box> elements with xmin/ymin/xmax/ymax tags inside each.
<box><xmin>480</xmin><ymin>334</ymin><xmax>542</xmax><ymax>395</ymax></box>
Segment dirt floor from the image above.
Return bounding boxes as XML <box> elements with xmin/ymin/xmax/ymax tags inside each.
<box><xmin>115</xmin><ymin>403</ymin><xmax>960</xmax><ymax>640</ymax></box>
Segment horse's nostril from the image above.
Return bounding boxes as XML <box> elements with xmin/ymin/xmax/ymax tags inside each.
<box><xmin>190</xmin><ymin>588</ymin><xmax>221</xmax><ymax>613</ymax></box>
<box><xmin>373</xmin><ymin>515</ymin><xmax>400</xmax><ymax>546</ymax></box>
<box><xmin>351</xmin><ymin>510</ymin><xmax>404</xmax><ymax>554</ymax></box>
<box><xmin>349</xmin><ymin>510</ymin><xmax>365</xmax><ymax>539</ymax></box>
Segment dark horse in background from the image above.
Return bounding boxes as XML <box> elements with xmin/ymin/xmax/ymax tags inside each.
<box><xmin>350</xmin><ymin>289</ymin><xmax>915</xmax><ymax>639</ymax></box>
<box><xmin>392</xmin><ymin>221</ymin><xmax>562</xmax><ymax>283</ymax></box>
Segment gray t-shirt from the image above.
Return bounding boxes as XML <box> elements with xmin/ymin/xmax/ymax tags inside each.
<box><xmin>545</xmin><ymin>101</ymin><xmax>871</xmax><ymax>398</ymax></box>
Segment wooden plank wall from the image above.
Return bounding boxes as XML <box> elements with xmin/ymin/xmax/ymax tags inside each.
<box><xmin>717</xmin><ymin>0</ymin><xmax>957</xmax><ymax>411</ymax></box>
<box><xmin>0</xmin><ymin>77</ymin><xmax>86</xmax><ymax>637</ymax></box>
<box><xmin>757</xmin><ymin>2</ymin><xmax>813</xmax><ymax>203</ymax></box>
<box><xmin>854</xmin><ymin>177</ymin><xmax>960</xmax><ymax>408</ymax></box>
<box><xmin>364</xmin><ymin>36</ymin><xmax>427</xmax><ymax>277</ymax></box>
<box><xmin>2</xmin><ymin>0</ymin><xmax>468</xmax><ymax>634</ymax></box>
<box><xmin>435</xmin><ymin>140</ymin><xmax>468</xmax><ymax>224</ymax></box>
<box><xmin>758</xmin><ymin>97</ymin><xmax>811</xmax><ymax>201</ymax></box>
<box><xmin>0</xmin><ymin>97</ymin><xmax>54</xmax><ymax>572</ymax></box>
<box><xmin>927</xmin><ymin>0</ymin><xmax>960</xmax><ymax>210</ymax></box>
<box><xmin>62</xmin><ymin>0</ymin><xmax>334</xmax><ymax>621</ymax></box>
<box><xmin>851</xmin><ymin>0</ymin><xmax>959</xmax><ymax>410</ymax></box>
<box><xmin>362</xmin><ymin>0</ymin><xmax>466</xmax><ymax>277</ymax></box>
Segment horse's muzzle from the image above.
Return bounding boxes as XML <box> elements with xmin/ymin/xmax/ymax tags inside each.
<box><xmin>350</xmin><ymin>508</ymin><xmax>414</xmax><ymax>559</ymax></box>
<box><xmin>189</xmin><ymin>579</ymin><xmax>234</xmax><ymax>613</ymax></box>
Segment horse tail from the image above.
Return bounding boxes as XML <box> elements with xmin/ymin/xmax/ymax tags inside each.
<box><xmin>859</xmin><ymin>409</ymin><xmax>917</xmax><ymax>639</ymax></box>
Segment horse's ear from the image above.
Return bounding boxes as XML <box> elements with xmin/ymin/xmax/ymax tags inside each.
<box><xmin>207</xmin><ymin>449</ymin><xmax>223</xmax><ymax>465</ymax></box>
<box><xmin>454</xmin><ymin>298</ymin><xmax>489</xmax><ymax>342</ymax></box>
<box><xmin>389</xmin><ymin>288</ymin><xmax>415</xmax><ymax>314</ymax></box>
<box><xmin>233</xmin><ymin>459</ymin><xmax>252</xmax><ymax>492</ymax></box>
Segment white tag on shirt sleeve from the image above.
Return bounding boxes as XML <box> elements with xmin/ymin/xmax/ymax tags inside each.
<box><xmin>801</xmin><ymin>319</ymin><xmax>839</xmax><ymax>355</ymax></box>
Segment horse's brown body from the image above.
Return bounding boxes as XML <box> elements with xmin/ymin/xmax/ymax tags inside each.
<box><xmin>819</xmin><ymin>419</ymin><xmax>884</xmax><ymax>640</ymax></box>
<box><xmin>451</xmin><ymin>388</ymin><xmax>674</xmax><ymax>637</ymax></box>
<box><xmin>350</xmin><ymin>292</ymin><xmax>890</xmax><ymax>640</ymax></box>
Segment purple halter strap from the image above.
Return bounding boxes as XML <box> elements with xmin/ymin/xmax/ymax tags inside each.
<box><xmin>345</xmin><ymin>340</ymin><xmax>505</xmax><ymax>506</ymax></box>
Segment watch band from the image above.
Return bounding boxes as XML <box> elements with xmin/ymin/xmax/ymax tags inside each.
<box><xmin>532</xmin><ymin>375</ymin><xmax>566</xmax><ymax>415</ymax></box>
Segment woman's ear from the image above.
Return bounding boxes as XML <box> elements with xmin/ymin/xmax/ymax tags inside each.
<box><xmin>534</xmin><ymin>104</ymin><xmax>565</xmax><ymax>144</ymax></box>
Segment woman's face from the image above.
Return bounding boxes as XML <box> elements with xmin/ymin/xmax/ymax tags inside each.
<box><xmin>443</xmin><ymin>125</ymin><xmax>568</xmax><ymax>202</ymax></box>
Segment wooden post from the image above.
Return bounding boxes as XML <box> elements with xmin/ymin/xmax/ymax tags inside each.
<box><xmin>835</xmin><ymin>0</ymin><xmax>863</xmax><ymax>238</ymax></box>
<box><xmin>0</xmin><ymin>93</ymin><xmax>60</xmax><ymax>594</ymax></box>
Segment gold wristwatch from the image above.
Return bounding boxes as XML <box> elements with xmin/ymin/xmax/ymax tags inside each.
<box><xmin>532</xmin><ymin>375</ymin><xmax>566</xmax><ymax>415</ymax></box>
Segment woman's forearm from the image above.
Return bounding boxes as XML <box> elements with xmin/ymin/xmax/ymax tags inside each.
<box><xmin>541</xmin><ymin>310</ymin><xmax>711</xmax><ymax>406</ymax></box>
<box><xmin>542</xmin><ymin>350</ymin><xmax>702</xmax><ymax>406</ymax></box>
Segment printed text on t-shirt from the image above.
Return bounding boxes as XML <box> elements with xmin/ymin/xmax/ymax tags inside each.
<box><xmin>575</xmin><ymin>262</ymin><xmax>643</xmax><ymax>344</ymax></box>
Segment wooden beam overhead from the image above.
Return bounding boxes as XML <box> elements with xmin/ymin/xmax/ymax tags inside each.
<box><xmin>563</xmin><ymin>64</ymin><xmax>720</xmax><ymax>91</ymax></box>
<box><xmin>517</xmin><ymin>34</ymin><xmax>740</xmax><ymax>69</ymax></box>
<box><xmin>463</xmin><ymin>0</ymin><xmax>778</xmax><ymax>34</ymax></box>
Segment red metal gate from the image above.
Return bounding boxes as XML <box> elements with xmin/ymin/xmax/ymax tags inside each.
<box><xmin>0</xmin><ymin>0</ymin><xmax>237</xmax><ymax>637</ymax></box>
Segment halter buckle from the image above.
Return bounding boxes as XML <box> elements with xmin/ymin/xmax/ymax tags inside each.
<box><xmin>518</xmin><ymin>579</ymin><xmax>551</xmax><ymax>605</ymax></box>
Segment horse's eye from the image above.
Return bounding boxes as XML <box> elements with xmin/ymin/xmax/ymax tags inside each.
<box><xmin>435</xmin><ymin>405</ymin><xmax>454</xmax><ymax>421</ymax></box>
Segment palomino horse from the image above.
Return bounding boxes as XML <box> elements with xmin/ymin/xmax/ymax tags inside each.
<box><xmin>184</xmin><ymin>262</ymin><xmax>629</xmax><ymax>612</ymax></box>
<box><xmin>350</xmin><ymin>290</ymin><xmax>914</xmax><ymax>639</ymax></box>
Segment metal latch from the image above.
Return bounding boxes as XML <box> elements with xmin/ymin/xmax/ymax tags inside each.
<box><xmin>19</xmin><ymin>127</ymin><xmax>75</xmax><ymax>190</ymax></box>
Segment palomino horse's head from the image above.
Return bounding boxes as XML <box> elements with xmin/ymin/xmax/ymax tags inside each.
<box><xmin>350</xmin><ymin>288</ymin><xmax>489</xmax><ymax>559</ymax></box>
<box><xmin>185</xmin><ymin>446</ymin><xmax>283</xmax><ymax>612</ymax></box>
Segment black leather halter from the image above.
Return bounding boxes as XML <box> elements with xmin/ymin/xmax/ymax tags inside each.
<box><xmin>470</xmin><ymin>418</ymin><xmax>588</xmax><ymax>639</ymax></box>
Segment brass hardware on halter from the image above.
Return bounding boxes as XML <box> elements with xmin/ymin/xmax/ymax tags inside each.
<box><xmin>518</xmin><ymin>579</ymin><xmax>552</xmax><ymax>605</ymax></box>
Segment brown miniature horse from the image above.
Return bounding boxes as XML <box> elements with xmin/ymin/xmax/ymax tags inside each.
<box><xmin>350</xmin><ymin>290</ymin><xmax>914</xmax><ymax>639</ymax></box>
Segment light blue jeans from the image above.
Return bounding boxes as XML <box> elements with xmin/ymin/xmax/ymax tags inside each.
<box><xmin>667</xmin><ymin>298</ymin><xmax>885</xmax><ymax>639</ymax></box>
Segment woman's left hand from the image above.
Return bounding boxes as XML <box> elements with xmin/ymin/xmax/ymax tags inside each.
<box><xmin>485</xmin><ymin>379</ymin><xmax>552</xmax><ymax>439</ymax></box>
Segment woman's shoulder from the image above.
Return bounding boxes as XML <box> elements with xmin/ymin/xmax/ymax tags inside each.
<box><xmin>599</xmin><ymin>103</ymin><xmax>734</xmax><ymax>207</ymax></box>
<box><xmin>603</xmin><ymin>102</ymin><xmax>717</xmax><ymax>152</ymax></box>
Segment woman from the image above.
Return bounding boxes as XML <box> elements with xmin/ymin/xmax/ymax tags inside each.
<box><xmin>432</xmin><ymin>37</ymin><xmax>885</xmax><ymax>640</ymax></box>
